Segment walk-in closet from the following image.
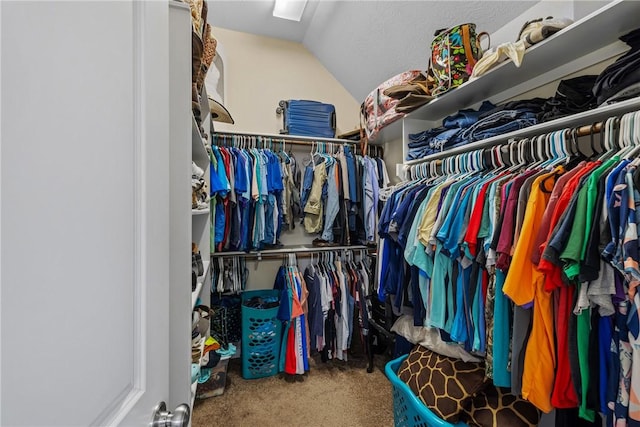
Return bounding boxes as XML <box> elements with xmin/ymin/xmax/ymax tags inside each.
<box><xmin>3</xmin><ymin>1</ymin><xmax>640</xmax><ymax>427</ymax></box>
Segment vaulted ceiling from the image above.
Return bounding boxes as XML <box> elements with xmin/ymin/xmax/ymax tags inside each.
<box><xmin>208</xmin><ymin>1</ymin><xmax>540</xmax><ymax>102</ymax></box>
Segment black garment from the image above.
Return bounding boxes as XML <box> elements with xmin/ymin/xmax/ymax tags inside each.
<box><xmin>587</xmin><ymin>310</ymin><xmax>601</xmax><ymax>415</ymax></box>
<box><xmin>593</xmin><ymin>48</ymin><xmax>640</xmax><ymax>105</ymax></box>
<box><xmin>540</xmin><ymin>75</ymin><xmax>599</xmax><ymax>122</ymax></box>
<box><xmin>304</xmin><ymin>267</ymin><xmax>324</xmax><ymax>344</ymax></box>
<box><xmin>321</xmin><ymin>308</ymin><xmax>336</xmax><ymax>362</ymax></box>
<box><xmin>621</xmin><ymin>27</ymin><xmax>640</xmax><ymax>48</ymax></box>
<box><xmin>555</xmin><ymin>407</ymin><xmax>603</xmax><ymax>427</ymax></box>
<box><xmin>593</xmin><ymin>28</ymin><xmax>640</xmax><ymax>105</ymax></box>
<box><xmin>229</xmin><ymin>201</ymin><xmax>241</xmax><ymax>250</ymax></box>
<box><xmin>511</xmin><ymin>304</ymin><xmax>533</xmax><ymax>396</ymax></box>
<box><xmin>332</xmin><ymin>158</ymin><xmax>348</xmax><ymax>245</ymax></box>
<box><xmin>375</xmin><ymin>158</ymin><xmax>385</xmax><ymax>188</ymax></box>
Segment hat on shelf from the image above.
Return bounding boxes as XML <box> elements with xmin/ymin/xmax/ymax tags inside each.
<box><xmin>208</xmin><ymin>97</ymin><xmax>234</xmax><ymax>124</ymax></box>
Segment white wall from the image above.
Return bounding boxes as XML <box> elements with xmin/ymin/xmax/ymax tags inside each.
<box><xmin>210</xmin><ymin>27</ymin><xmax>361</xmax><ymax>136</ymax></box>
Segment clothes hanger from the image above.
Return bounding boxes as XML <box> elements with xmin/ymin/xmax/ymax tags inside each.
<box><xmin>601</xmin><ymin>116</ymin><xmax>623</xmax><ymax>160</ymax></box>
<box><xmin>621</xmin><ymin>111</ymin><xmax>640</xmax><ymax>160</ymax></box>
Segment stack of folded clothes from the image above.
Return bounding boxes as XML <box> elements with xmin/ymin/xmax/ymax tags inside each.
<box><xmin>593</xmin><ymin>27</ymin><xmax>640</xmax><ymax>106</ymax></box>
<box><xmin>407</xmin><ymin>101</ymin><xmax>495</xmax><ymax>160</ymax></box>
<box><xmin>407</xmin><ymin>99</ymin><xmax>546</xmax><ymax>160</ymax></box>
<box><xmin>406</xmin><ymin>72</ymin><xmax>604</xmax><ymax>161</ymax></box>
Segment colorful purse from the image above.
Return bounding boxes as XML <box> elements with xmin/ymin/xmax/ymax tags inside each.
<box><xmin>430</xmin><ymin>23</ymin><xmax>489</xmax><ymax>96</ymax></box>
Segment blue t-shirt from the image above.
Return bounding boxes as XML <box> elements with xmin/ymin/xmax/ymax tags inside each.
<box><xmin>210</xmin><ymin>146</ymin><xmax>230</xmax><ymax>196</ymax></box>
<box><xmin>233</xmin><ymin>148</ymin><xmax>248</xmax><ymax>195</ymax></box>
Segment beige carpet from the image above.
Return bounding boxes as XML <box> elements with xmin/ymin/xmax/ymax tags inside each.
<box><xmin>192</xmin><ymin>353</ymin><xmax>394</xmax><ymax>427</ymax></box>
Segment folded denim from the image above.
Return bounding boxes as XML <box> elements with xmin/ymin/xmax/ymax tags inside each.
<box><xmin>409</xmin><ymin>126</ymin><xmax>448</xmax><ymax>144</ymax></box>
<box><xmin>442</xmin><ymin>101</ymin><xmax>495</xmax><ymax>129</ymax></box>
<box><xmin>407</xmin><ymin>147</ymin><xmax>439</xmax><ymax>160</ymax></box>
<box><xmin>458</xmin><ymin>110</ymin><xmax>537</xmax><ymax>141</ymax></box>
<box><xmin>470</xmin><ymin>117</ymin><xmax>538</xmax><ymax>141</ymax></box>
<box><xmin>408</xmin><ymin>127</ymin><xmax>461</xmax><ymax>148</ymax></box>
<box><xmin>478</xmin><ymin>98</ymin><xmax>546</xmax><ymax>120</ymax></box>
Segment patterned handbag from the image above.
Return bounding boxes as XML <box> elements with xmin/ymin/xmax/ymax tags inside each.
<box><xmin>430</xmin><ymin>23</ymin><xmax>489</xmax><ymax>96</ymax></box>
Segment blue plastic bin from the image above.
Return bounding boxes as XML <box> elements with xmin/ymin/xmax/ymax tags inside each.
<box><xmin>241</xmin><ymin>290</ymin><xmax>282</xmax><ymax>379</ymax></box>
<box><xmin>385</xmin><ymin>355</ymin><xmax>468</xmax><ymax>427</ymax></box>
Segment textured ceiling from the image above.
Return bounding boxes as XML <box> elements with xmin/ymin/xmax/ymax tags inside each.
<box><xmin>208</xmin><ymin>1</ymin><xmax>319</xmax><ymax>42</ymax></box>
<box><xmin>209</xmin><ymin>1</ymin><xmax>539</xmax><ymax>101</ymax></box>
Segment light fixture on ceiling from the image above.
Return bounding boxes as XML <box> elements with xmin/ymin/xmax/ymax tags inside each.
<box><xmin>272</xmin><ymin>0</ymin><xmax>308</xmax><ymax>22</ymax></box>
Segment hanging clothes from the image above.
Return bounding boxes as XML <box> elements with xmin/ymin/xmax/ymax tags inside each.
<box><xmin>274</xmin><ymin>255</ymin><xmax>310</xmax><ymax>375</ymax></box>
<box><xmin>376</xmin><ymin>113</ymin><xmax>640</xmax><ymax>424</ymax></box>
<box><xmin>211</xmin><ymin>256</ymin><xmax>247</xmax><ymax>294</ymax></box>
<box><xmin>277</xmin><ymin>251</ymin><xmax>374</xmax><ymax>366</ymax></box>
<box><xmin>209</xmin><ymin>143</ymin><xmax>290</xmax><ymax>252</ymax></box>
<box><xmin>210</xmin><ymin>136</ymin><xmax>387</xmax><ymax>251</ymax></box>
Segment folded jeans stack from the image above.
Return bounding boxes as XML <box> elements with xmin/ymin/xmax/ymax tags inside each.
<box><xmin>406</xmin><ymin>101</ymin><xmax>496</xmax><ymax>160</ymax></box>
<box><xmin>457</xmin><ymin>109</ymin><xmax>538</xmax><ymax>142</ymax></box>
<box><xmin>406</xmin><ymin>99</ymin><xmax>548</xmax><ymax>161</ymax></box>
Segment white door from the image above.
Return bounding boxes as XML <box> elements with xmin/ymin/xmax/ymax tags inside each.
<box><xmin>1</xmin><ymin>1</ymin><xmax>188</xmax><ymax>425</ymax></box>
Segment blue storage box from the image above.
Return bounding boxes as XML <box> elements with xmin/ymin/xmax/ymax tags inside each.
<box><xmin>241</xmin><ymin>290</ymin><xmax>282</xmax><ymax>379</ymax></box>
<box><xmin>385</xmin><ymin>355</ymin><xmax>468</xmax><ymax>427</ymax></box>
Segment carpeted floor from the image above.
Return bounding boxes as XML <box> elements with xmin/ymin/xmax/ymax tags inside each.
<box><xmin>192</xmin><ymin>352</ymin><xmax>394</xmax><ymax>427</ymax></box>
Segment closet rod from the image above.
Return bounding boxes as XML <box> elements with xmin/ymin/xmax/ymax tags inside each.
<box><xmin>210</xmin><ymin>245</ymin><xmax>375</xmax><ymax>259</ymax></box>
<box><xmin>405</xmin><ymin>97</ymin><xmax>640</xmax><ymax>165</ymax></box>
<box><xmin>232</xmin><ymin>251</ymin><xmax>375</xmax><ymax>261</ymax></box>
<box><xmin>426</xmin><ymin>122</ymin><xmax>605</xmax><ymax>168</ymax></box>
<box><xmin>212</xmin><ymin>130</ymin><xmax>383</xmax><ymax>157</ymax></box>
<box><xmin>212</xmin><ymin>130</ymin><xmax>358</xmax><ymax>145</ymax></box>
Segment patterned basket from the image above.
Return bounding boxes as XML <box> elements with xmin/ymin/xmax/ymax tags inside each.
<box><xmin>385</xmin><ymin>355</ymin><xmax>468</xmax><ymax>427</ymax></box>
<box><xmin>210</xmin><ymin>294</ymin><xmax>242</xmax><ymax>347</ymax></box>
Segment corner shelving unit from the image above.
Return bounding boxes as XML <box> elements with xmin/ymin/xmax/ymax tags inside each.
<box><xmin>190</xmin><ymin>84</ymin><xmax>213</xmax><ymax>407</ymax></box>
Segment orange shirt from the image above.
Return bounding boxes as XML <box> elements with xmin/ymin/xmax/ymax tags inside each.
<box><xmin>503</xmin><ymin>171</ymin><xmax>556</xmax><ymax>413</ymax></box>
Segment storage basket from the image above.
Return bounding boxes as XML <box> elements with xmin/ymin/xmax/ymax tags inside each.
<box><xmin>195</xmin><ymin>358</ymin><xmax>229</xmax><ymax>399</ymax></box>
<box><xmin>241</xmin><ymin>289</ymin><xmax>282</xmax><ymax>379</ymax></box>
<box><xmin>385</xmin><ymin>355</ymin><xmax>468</xmax><ymax>427</ymax></box>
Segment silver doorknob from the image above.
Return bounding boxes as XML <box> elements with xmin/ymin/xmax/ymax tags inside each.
<box><xmin>151</xmin><ymin>401</ymin><xmax>190</xmax><ymax>427</ymax></box>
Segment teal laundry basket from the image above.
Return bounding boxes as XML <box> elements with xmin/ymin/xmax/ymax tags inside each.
<box><xmin>385</xmin><ymin>355</ymin><xmax>468</xmax><ymax>427</ymax></box>
<box><xmin>241</xmin><ymin>289</ymin><xmax>282</xmax><ymax>379</ymax></box>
